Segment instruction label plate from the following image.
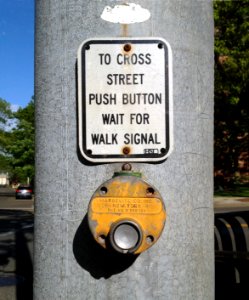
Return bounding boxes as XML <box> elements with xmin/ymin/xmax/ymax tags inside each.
<box><xmin>77</xmin><ymin>38</ymin><xmax>173</xmax><ymax>163</ymax></box>
<box><xmin>92</xmin><ymin>197</ymin><xmax>163</xmax><ymax>214</ymax></box>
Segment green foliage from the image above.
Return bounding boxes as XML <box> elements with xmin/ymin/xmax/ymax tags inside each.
<box><xmin>214</xmin><ymin>183</ymin><xmax>249</xmax><ymax>197</ymax></box>
<box><xmin>0</xmin><ymin>154</ymin><xmax>11</xmax><ymax>173</ymax></box>
<box><xmin>0</xmin><ymin>98</ymin><xmax>12</xmax><ymax>128</ymax></box>
<box><xmin>214</xmin><ymin>0</ymin><xmax>249</xmax><ymax>187</ymax></box>
<box><xmin>0</xmin><ymin>98</ymin><xmax>35</xmax><ymax>184</ymax></box>
<box><xmin>0</xmin><ymin>98</ymin><xmax>13</xmax><ymax>156</ymax></box>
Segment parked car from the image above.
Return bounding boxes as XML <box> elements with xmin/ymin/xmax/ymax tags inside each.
<box><xmin>15</xmin><ymin>185</ymin><xmax>33</xmax><ymax>199</ymax></box>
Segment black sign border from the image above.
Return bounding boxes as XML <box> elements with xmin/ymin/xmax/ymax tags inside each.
<box><xmin>80</xmin><ymin>39</ymin><xmax>170</xmax><ymax>162</ymax></box>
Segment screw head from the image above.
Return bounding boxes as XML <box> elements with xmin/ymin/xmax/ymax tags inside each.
<box><xmin>122</xmin><ymin>163</ymin><xmax>132</xmax><ymax>171</ymax></box>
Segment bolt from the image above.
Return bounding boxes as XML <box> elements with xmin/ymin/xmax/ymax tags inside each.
<box><xmin>100</xmin><ymin>186</ymin><xmax>108</xmax><ymax>194</ymax></box>
<box><xmin>122</xmin><ymin>163</ymin><xmax>132</xmax><ymax>171</ymax></box>
<box><xmin>146</xmin><ymin>235</ymin><xmax>154</xmax><ymax>244</ymax></box>
<box><xmin>123</xmin><ymin>147</ymin><xmax>130</xmax><ymax>155</ymax></box>
<box><xmin>98</xmin><ymin>235</ymin><xmax>106</xmax><ymax>244</ymax></box>
<box><xmin>124</xmin><ymin>43</ymin><xmax>131</xmax><ymax>52</ymax></box>
<box><xmin>146</xmin><ymin>187</ymin><xmax>155</xmax><ymax>196</ymax></box>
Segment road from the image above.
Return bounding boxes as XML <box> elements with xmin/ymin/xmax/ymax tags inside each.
<box><xmin>0</xmin><ymin>191</ymin><xmax>34</xmax><ymax>300</ymax></box>
<box><xmin>0</xmin><ymin>196</ymin><xmax>34</xmax><ymax>212</ymax></box>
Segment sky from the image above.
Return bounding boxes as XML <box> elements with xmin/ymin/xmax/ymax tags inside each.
<box><xmin>0</xmin><ymin>0</ymin><xmax>34</xmax><ymax>109</ymax></box>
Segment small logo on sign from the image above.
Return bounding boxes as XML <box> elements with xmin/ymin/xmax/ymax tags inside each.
<box><xmin>144</xmin><ymin>149</ymin><xmax>159</xmax><ymax>154</ymax></box>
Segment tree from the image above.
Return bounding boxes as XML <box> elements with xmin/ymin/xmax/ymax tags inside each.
<box><xmin>8</xmin><ymin>99</ymin><xmax>35</xmax><ymax>184</ymax></box>
<box><xmin>0</xmin><ymin>98</ymin><xmax>13</xmax><ymax>128</ymax></box>
<box><xmin>214</xmin><ymin>0</ymin><xmax>249</xmax><ymax>187</ymax></box>
<box><xmin>0</xmin><ymin>98</ymin><xmax>13</xmax><ymax>153</ymax></box>
<box><xmin>0</xmin><ymin>98</ymin><xmax>35</xmax><ymax>184</ymax></box>
<box><xmin>0</xmin><ymin>98</ymin><xmax>13</xmax><ymax>173</ymax></box>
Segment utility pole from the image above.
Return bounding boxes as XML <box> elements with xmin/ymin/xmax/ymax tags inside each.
<box><xmin>35</xmin><ymin>1</ymin><xmax>214</xmax><ymax>299</ymax></box>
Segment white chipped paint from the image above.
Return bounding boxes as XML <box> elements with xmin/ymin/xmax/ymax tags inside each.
<box><xmin>101</xmin><ymin>3</ymin><xmax>151</xmax><ymax>24</ymax></box>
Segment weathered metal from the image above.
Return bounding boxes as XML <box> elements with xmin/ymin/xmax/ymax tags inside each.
<box><xmin>34</xmin><ymin>0</ymin><xmax>214</xmax><ymax>299</ymax></box>
<box><xmin>88</xmin><ymin>173</ymin><xmax>166</xmax><ymax>254</ymax></box>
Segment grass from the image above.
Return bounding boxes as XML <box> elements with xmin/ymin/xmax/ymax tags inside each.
<box><xmin>214</xmin><ymin>184</ymin><xmax>249</xmax><ymax>197</ymax></box>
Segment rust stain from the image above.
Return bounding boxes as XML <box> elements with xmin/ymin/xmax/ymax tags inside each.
<box><xmin>121</xmin><ymin>24</ymin><xmax>129</xmax><ymax>37</ymax></box>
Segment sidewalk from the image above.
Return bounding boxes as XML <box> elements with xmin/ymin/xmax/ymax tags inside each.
<box><xmin>214</xmin><ymin>196</ymin><xmax>249</xmax><ymax>209</ymax></box>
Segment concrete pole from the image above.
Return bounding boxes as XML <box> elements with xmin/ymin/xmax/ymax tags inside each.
<box><xmin>34</xmin><ymin>1</ymin><xmax>214</xmax><ymax>299</ymax></box>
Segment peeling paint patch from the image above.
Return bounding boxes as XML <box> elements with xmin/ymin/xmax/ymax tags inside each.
<box><xmin>101</xmin><ymin>3</ymin><xmax>151</xmax><ymax>24</ymax></box>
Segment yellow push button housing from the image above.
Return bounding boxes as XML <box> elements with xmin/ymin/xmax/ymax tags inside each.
<box><xmin>88</xmin><ymin>172</ymin><xmax>166</xmax><ymax>254</ymax></box>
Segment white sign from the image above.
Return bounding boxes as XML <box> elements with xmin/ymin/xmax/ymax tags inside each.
<box><xmin>77</xmin><ymin>38</ymin><xmax>173</xmax><ymax>163</ymax></box>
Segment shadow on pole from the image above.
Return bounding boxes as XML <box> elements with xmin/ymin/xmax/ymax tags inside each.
<box><xmin>73</xmin><ymin>214</ymin><xmax>138</xmax><ymax>279</ymax></box>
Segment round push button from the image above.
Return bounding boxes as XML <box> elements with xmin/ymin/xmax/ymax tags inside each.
<box><xmin>110</xmin><ymin>221</ymin><xmax>142</xmax><ymax>253</ymax></box>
